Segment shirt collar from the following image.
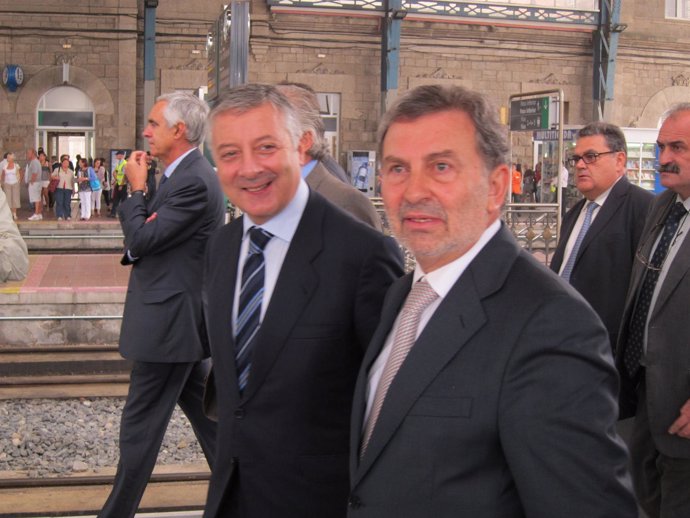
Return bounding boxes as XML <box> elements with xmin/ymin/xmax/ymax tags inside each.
<box><xmin>163</xmin><ymin>148</ymin><xmax>195</xmax><ymax>179</ymax></box>
<box><xmin>301</xmin><ymin>159</ymin><xmax>318</xmax><ymax>179</ymax></box>
<box><xmin>242</xmin><ymin>179</ymin><xmax>309</xmax><ymax>244</ymax></box>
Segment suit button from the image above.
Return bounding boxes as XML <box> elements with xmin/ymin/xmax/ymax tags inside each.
<box><xmin>348</xmin><ymin>495</ymin><xmax>362</xmax><ymax>509</ymax></box>
<box><xmin>234</xmin><ymin>408</ymin><xmax>245</xmax><ymax>419</ymax></box>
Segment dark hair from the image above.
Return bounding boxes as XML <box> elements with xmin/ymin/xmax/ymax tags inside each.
<box><xmin>577</xmin><ymin>122</ymin><xmax>627</xmax><ymax>153</ymax></box>
<box><xmin>378</xmin><ymin>84</ymin><xmax>509</xmax><ymax>172</ymax></box>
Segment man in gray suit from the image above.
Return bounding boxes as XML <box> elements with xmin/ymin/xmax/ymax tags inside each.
<box><xmin>276</xmin><ymin>82</ymin><xmax>382</xmax><ymax>230</ymax></box>
<box><xmin>616</xmin><ymin>103</ymin><xmax>690</xmax><ymax>518</ymax></box>
<box><xmin>99</xmin><ymin>92</ymin><xmax>224</xmax><ymax>518</ymax></box>
<box><xmin>348</xmin><ymin>84</ymin><xmax>637</xmax><ymax>517</ymax></box>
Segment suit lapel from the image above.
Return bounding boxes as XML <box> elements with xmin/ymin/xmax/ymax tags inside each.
<box><xmin>209</xmin><ymin>221</ymin><xmax>243</xmax><ymax>400</ymax></box>
<box><xmin>149</xmin><ymin>149</ymin><xmax>199</xmax><ymax>212</ymax></box>
<box><xmin>349</xmin><ymin>275</ymin><xmax>412</xmax><ymax>475</ymax></box>
<box><xmin>240</xmin><ymin>193</ymin><xmax>323</xmax><ymax>401</ymax></box>
<box><xmin>651</xmin><ymin>195</ymin><xmax>690</xmax><ymax>319</ymax></box>
<box><xmin>354</xmin><ymin>226</ymin><xmax>518</xmax><ymax>483</ymax></box>
<box><xmin>577</xmin><ymin>177</ymin><xmax>629</xmax><ymax>256</ymax></box>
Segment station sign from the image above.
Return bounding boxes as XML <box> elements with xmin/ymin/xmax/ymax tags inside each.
<box><xmin>532</xmin><ymin>129</ymin><xmax>579</xmax><ymax>141</ymax></box>
<box><xmin>510</xmin><ymin>97</ymin><xmax>549</xmax><ymax>131</ymax></box>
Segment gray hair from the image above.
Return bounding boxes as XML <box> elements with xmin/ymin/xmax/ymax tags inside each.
<box><xmin>577</xmin><ymin>121</ymin><xmax>627</xmax><ymax>153</ymax></box>
<box><xmin>208</xmin><ymin>84</ymin><xmax>302</xmax><ymax>148</ymax></box>
<box><xmin>662</xmin><ymin>102</ymin><xmax>690</xmax><ymax>123</ymax></box>
<box><xmin>157</xmin><ymin>92</ymin><xmax>209</xmax><ymax>147</ymax></box>
<box><xmin>377</xmin><ymin>84</ymin><xmax>509</xmax><ymax>172</ymax></box>
<box><xmin>276</xmin><ymin>82</ymin><xmax>329</xmax><ymax>161</ymax></box>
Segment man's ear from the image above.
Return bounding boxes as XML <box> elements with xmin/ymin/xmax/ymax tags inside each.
<box><xmin>297</xmin><ymin>131</ymin><xmax>314</xmax><ymax>165</ymax></box>
<box><xmin>487</xmin><ymin>164</ymin><xmax>510</xmax><ymax>213</ymax></box>
<box><xmin>174</xmin><ymin>122</ymin><xmax>186</xmax><ymax>140</ymax></box>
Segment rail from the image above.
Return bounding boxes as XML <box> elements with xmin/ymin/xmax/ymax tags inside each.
<box><xmin>0</xmin><ymin>315</ymin><xmax>122</xmax><ymax>322</ymax></box>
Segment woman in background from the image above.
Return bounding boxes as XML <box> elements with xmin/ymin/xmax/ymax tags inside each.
<box><xmin>1</xmin><ymin>153</ymin><xmax>22</xmax><ymax>220</ymax></box>
<box><xmin>91</xmin><ymin>158</ymin><xmax>105</xmax><ymax>217</ymax></box>
<box><xmin>53</xmin><ymin>156</ymin><xmax>74</xmax><ymax>221</ymax></box>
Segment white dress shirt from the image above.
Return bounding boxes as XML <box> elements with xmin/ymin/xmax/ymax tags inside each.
<box><xmin>557</xmin><ymin>176</ymin><xmax>622</xmax><ymax>275</ymax></box>
<box><xmin>232</xmin><ymin>179</ymin><xmax>309</xmax><ymax>333</ymax></box>
<box><xmin>363</xmin><ymin>219</ymin><xmax>501</xmax><ymax>426</ymax></box>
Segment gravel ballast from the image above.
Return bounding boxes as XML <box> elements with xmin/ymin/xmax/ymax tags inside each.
<box><xmin>0</xmin><ymin>398</ymin><xmax>206</xmax><ymax>478</ymax></box>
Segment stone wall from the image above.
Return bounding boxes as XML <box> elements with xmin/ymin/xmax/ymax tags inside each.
<box><xmin>0</xmin><ymin>0</ymin><xmax>688</xmax><ymax>171</ymax></box>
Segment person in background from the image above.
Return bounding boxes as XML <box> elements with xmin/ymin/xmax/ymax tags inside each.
<box><xmin>53</xmin><ymin>155</ymin><xmax>74</xmax><ymax>221</ymax></box>
<box><xmin>91</xmin><ymin>157</ymin><xmax>105</xmax><ymax>217</ymax></box>
<box><xmin>98</xmin><ymin>92</ymin><xmax>223</xmax><ymax>518</ymax></box>
<box><xmin>0</xmin><ymin>187</ymin><xmax>28</xmax><ymax>282</ymax></box>
<box><xmin>1</xmin><ymin>153</ymin><xmax>22</xmax><ymax>220</ymax></box>
<box><xmin>276</xmin><ymin>82</ymin><xmax>382</xmax><ymax>230</ymax></box>
<box><xmin>145</xmin><ymin>151</ymin><xmax>157</xmax><ymax>201</ymax></box>
<box><xmin>76</xmin><ymin>158</ymin><xmax>93</xmax><ymax>221</ymax></box>
<box><xmin>109</xmin><ymin>150</ymin><xmax>127</xmax><ymax>218</ymax></box>
<box><xmin>511</xmin><ymin>163</ymin><xmax>522</xmax><ymax>203</ymax></box>
<box><xmin>550</xmin><ymin>122</ymin><xmax>652</xmax><ymax>353</ymax></box>
<box><xmin>616</xmin><ymin>103</ymin><xmax>690</xmax><ymax>518</ymax></box>
<box><xmin>39</xmin><ymin>152</ymin><xmax>51</xmax><ymax>212</ymax></box>
<box><xmin>26</xmin><ymin>148</ymin><xmax>43</xmax><ymax>221</ymax></box>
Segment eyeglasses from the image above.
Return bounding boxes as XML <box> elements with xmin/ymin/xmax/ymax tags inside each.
<box><xmin>635</xmin><ymin>213</ymin><xmax>688</xmax><ymax>271</ymax></box>
<box><xmin>566</xmin><ymin>150</ymin><xmax>618</xmax><ymax>168</ymax></box>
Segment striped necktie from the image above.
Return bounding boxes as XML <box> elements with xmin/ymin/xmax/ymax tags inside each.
<box><xmin>235</xmin><ymin>226</ymin><xmax>273</xmax><ymax>393</ymax></box>
<box><xmin>561</xmin><ymin>201</ymin><xmax>598</xmax><ymax>282</ymax></box>
<box><xmin>361</xmin><ymin>278</ymin><xmax>438</xmax><ymax>456</ymax></box>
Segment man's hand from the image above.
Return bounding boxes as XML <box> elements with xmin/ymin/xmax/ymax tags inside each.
<box><xmin>668</xmin><ymin>398</ymin><xmax>690</xmax><ymax>439</ymax></box>
<box><xmin>124</xmin><ymin>150</ymin><xmax>148</xmax><ymax>191</ymax></box>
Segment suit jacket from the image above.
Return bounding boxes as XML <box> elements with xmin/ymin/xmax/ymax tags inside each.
<box><xmin>202</xmin><ymin>190</ymin><xmax>403</xmax><ymax>518</ymax></box>
<box><xmin>118</xmin><ymin>148</ymin><xmax>225</xmax><ymax>362</ymax></box>
<box><xmin>348</xmin><ymin>225</ymin><xmax>636</xmax><ymax>518</ymax></box>
<box><xmin>616</xmin><ymin>189</ymin><xmax>690</xmax><ymax>458</ymax></box>
<box><xmin>306</xmin><ymin>161</ymin><xmax>382</xmax><ymax>230</ymax></box>
<box><xmin>550</xmin><ymin>176</ymin><xmax>652</xmax><ymax>350</ymax></box>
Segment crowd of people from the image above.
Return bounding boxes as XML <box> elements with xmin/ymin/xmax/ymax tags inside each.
<box><xmin>0</xmin><ymin>149</ymin><xmax>153</xmax><ymax>221</ymax></box>
<box><xmin>4</xmin><ymin>82</ymin><xmax>690</xmax><ymax>518</ymax></box>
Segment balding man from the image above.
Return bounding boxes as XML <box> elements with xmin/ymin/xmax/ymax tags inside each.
<box><xmin>551</xmin><ymin>122</ymin><xmax>652</xmax><ymax>351</ymax></box>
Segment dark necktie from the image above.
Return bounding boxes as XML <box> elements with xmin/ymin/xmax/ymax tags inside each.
<box><xmin>159</xmin><ymin>174</ymin><xmax>167</xmax><ymax>185</ymax></box>
<box><xmin>560</xmin><ymin>201</ymin><xmax>598</xmax><ymax>282</ymax></box>
<box><xmin>624</xmin><ymin>202</ymin><xmax>687</xmax><ymax>378</ymax></box>
<box><xmin>235</xmin><ymin>226</ymin><xmax>273</xmax><ymax>393</ymax></box>
<box><xmin>361</xmin><ymin>278</ymin><xmax>438</xmax><ymax>456</ymax></box>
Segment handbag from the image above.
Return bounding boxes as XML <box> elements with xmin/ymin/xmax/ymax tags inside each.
<box><xmin>88</xmin><ymin>167</ymin><xmax>101</xmax><ymax>190</ymax></box>
<box><xmin>48</xmin><ymin>177</ymin><xmax>59</xmax><ymax>193</ymax></box>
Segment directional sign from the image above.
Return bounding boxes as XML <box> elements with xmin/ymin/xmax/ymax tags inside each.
<box><xmin>510</xmin><ymin>97</ymin><xmax>549</xmax><ymax>131</ymax></box>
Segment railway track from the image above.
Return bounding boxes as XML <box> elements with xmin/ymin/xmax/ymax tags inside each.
<box><xmin>0</xmin><ymin>465</ymin><xmax>210</xmax><ymax>517</ymax></box>
<box><xmin>0</xmin><ymin>344</ymin><xmax>130</xmax><ymax>400</ymax></box>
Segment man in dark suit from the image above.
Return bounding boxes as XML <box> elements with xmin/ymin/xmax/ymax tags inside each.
<box><xmin>348</xmin><ymin>84</ymin><xmax>637</xmax><ymax>518</ymax></box>
<box><xmin>202</xmin><ymin>84</ymin><xmax>403</xmax><ymax>518</ymax></box>
<box><xmin>616</xmin><ymin>103</ymin><xmax>690</xmax><ymax>518</ymax></box>
<box><xmin>276</xmin><ymin>82</ymin><xmax>382</xmax><ymax>230</ymax></box>
<box><xmin>99</xmin><ymin>92</ymin><xmax>224</xmax><ymax>518</ymax></box>
<box><xmin>550</xmin><ymin>122</ymin><xmax>652</xmax><ymax>351</ymax></box>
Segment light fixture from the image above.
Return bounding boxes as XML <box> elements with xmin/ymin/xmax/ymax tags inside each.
<box><xmin>317</xmin><ymin>53</ymin><xmax>326</xmax><ymax>58</ymax></box>
<box><xmin>192</xmin><ymin>49</ymin><xmax>201</xmax><ymax>55</ymax></box>
<box><xmin>390</xmin><ymin>9</ymin><xmax>407</xmax><ymax>19</ymax></box>
<box><xmin>61</xmin><ymin>39</ymin><xmax>72</xmax><ymax>49</ymax></box>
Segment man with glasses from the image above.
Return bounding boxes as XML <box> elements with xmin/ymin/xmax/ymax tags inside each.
<box><xmin>616</xmin><ymin>103</ymin><xmax>690</xmax><ymax>518</ymax></box>
<box><xmin>551</xmin><ymin>122</ymin><xmax>652</xmax><ymax>353</ymax></box>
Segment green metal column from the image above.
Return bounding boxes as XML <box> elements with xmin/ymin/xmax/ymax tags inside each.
<box><xmin>593</xmin><ymin>0</ymin><xmax>625</xmax><ymax>121</ymax></box>
<box><xmin>380</xmin><ymin>0</ymin><xmax>405</xmax><ymax>114</ymax></box>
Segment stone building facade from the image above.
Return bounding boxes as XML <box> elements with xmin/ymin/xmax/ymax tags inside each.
<box><xmin>0</xmin><ymin>0</ymin><xmax>688</xmax><ymax>174</ymax></box>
